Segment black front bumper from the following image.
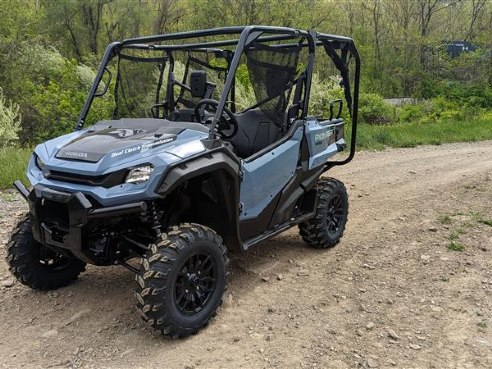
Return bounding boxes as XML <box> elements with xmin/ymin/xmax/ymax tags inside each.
<box><xmin>15</xmin><ymin>181</ymin><xmax>147</xmax><ymax>264</ymax></box>
<box><xmin>27</xmin><ymin>184</ymin><xmax>93</xmax><ymax>262</ymax></box>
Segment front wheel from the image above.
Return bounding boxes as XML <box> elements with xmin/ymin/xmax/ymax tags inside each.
<box><xmin>5</xmin><ymin>214</ymin><xmax>86</xmax><ymax>290</ymax></box>
<box><xmin>299</xmin><ymin>178</ymin><xmax>349</xmax><ymax>249</ymax></box>
<box><xmin>135</xmin><ymin>223</ymin><xmax>229</xmax><ymax>338</ymax></box>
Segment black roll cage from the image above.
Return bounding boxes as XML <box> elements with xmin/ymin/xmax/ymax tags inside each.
<box><xmin>76</xmin><ymin>25</ymin><xmax>360</xmax><ymax>167</ymax></box>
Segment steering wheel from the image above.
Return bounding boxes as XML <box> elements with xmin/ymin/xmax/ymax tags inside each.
<box><xmin>194</xmin><ymin>99</ymin><xmax>239</xmax><ymax>139</ymax></box>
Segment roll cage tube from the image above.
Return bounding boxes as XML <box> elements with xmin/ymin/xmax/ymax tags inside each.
<box><xmin>318</xmin><ymin>36</ymin><xmax>360</xmax><ymax>169</ymax></box>
<box><xmin>76</xmin><ymin>41</ymin><xmax>121</xmax><ymax>130</ymax></box>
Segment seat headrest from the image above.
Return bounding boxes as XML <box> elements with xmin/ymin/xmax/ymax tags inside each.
<box><xmin>190</xmin><ymin>70</ymin><xmax>207</xmax><ymax>98</ymax></box>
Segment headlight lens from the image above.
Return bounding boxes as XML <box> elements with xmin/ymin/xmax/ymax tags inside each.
<box><xmin>125</xmin><ymin>165</ymin><xmax>154</xmax><ymax>184</ymax></box>
<box><xmin>35</xmin><ymin>155</ymin><xmax>46</xmax><ymax>170</ymax></box>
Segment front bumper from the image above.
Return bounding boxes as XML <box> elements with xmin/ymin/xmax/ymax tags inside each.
<box><xmin>15</xmin><ymin>181</ymin><xmax>146</xmax><ymax>263</ymax></box>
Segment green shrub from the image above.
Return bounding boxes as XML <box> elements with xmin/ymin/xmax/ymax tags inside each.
<box><xmin>445</xmin><ymin>82</ymin><xmax>492</xmax><ymax>109</ymax></box>
<box><xmin>8</xmin><ymin>45</ymin><xmax>113</xmax><ymax>144</ymax></box>
<box><xmin>358</xmin><ymin>93</ymin><xmax>394</xmax><ymax>124</ymax></box>
<box><xmin>399</xmin><ymin>103</ymin><xmax>425</xmax><ymax>123</ymax></box>
<box><xmin>416</xmin><ymin>75</ymin><xmax>443</xmax><ymax>99</ymax></box>
<box><xmin>425</xmin><ymin>96</ymin><xmax>464</xmax><ymax>122</ymax></box>
<box><xmin>0</xmin><ymin>146</ymin><xmax>31</xmax><ymax>188</ymax></box>
<box><xmin>0</xmin><ymin>88</ymin><xmax>21</xmax><ymax>147</ymax></box>
<box><xmin>308</xmin><ymin>73</ymin><xmax>346</xmax><ymax>119</ymax></box>
<box><xmin>398</xmin><ymin>93</ymin><xmax>488</xmax><ymax>124</ymax></box>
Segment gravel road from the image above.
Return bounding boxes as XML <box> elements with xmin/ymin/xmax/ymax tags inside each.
<box><xmin>1</xmin><ymin>140</ymin><xmax>491</xmax><ymax>368</ymax></box>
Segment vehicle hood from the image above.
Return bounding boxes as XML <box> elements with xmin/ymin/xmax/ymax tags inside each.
<box><xmin>55</xmin><ymin>118</ymin><xmax>208</xmax><ymax>163</ymax></box>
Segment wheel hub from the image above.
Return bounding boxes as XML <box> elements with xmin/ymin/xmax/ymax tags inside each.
<box><xmin>187</xmin><ymin>273</ymin><xmax>200</xmax><ymax>287</ymax></box>
<box><xmin>326</xmin><ymin>195</ymin><xmax>343</xmax><ymax>233</ymax></box>
<box><xmin>174</xmin><ymin>251</ymin><xmax>218</xmax><ymax>315</ymax></box>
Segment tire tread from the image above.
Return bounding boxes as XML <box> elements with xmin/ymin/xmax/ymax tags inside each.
<box><xmin>5</xmin><ymin>214</ymin><xmax>86</xmax><ymax>290</ymax></box>
<box><xmin>299</xmin><ymin>178</ymin><xmax>349</xmax><ymax>249</ymax></box>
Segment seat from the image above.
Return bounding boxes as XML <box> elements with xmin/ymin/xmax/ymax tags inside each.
<box><xmin>229</xmin><ymin>72</ymin><xmax>305</xmax><ymax>159</ymax></box>
<box><xmin>228</xmin><ymin>110</ymin><xmax>282</xmax><ymax>158</ymax></box>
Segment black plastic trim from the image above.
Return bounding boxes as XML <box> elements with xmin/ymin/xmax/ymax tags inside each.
<box><xmin>13</xmin><ymin>180</ymin><xmax>29</xmax><ymax>200</ymax></box>
<box><xmin>47</xmin><ymin>169</ymin><xmax>128</xmax><ymax>188</ymax></box>
<box><xmin>156</xmin><ymin>149</ymin><xmax>240</xmax><ymax>194</ymax></box>
<box><xmin>239</xmin><ymin>192</ymin><xmax>282</xmax><ymax>242</ymax></box>
<box><xmin>26</xmin><ymin>184</ymin><xmax>146</xmax><ymax>264</ymax></box>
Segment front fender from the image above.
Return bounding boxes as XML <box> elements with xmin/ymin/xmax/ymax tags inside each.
<box><xmin>155</xmin><ymin>149</ymin><xmax>243</xmax><ymax>252</ymax></box>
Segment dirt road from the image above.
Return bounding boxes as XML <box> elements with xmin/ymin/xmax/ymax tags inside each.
<box><xmin>1</xmin><ymin>141</ymin><xmax>491</xmax><ymax>369</ymax></box>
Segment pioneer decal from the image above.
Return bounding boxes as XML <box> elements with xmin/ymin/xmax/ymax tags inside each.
<box><xmin>314</xmin><ymin>130</ymin><xmax>334</xmax><ymax>146</ymax></box>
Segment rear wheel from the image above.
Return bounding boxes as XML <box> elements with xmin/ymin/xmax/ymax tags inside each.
<box><xmin>5</xmin><ymin>214</ymin><xmax>86</xmax><ymax>290</ymax></box>
<box><xmin>135</xmin><ymin>223</ymin><xmax>228</xmax><ymax>338</ymax></box>
<box><xmin>299</xmin><ymin>178</ymin><xmax>349</xmax><ymax>249</ymax></box>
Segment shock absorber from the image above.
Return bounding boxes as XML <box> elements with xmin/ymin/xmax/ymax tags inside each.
<box><xmin>148</xmin><ymin>201</ymin><xmax>162</xmax><ymax>238</ymax></box>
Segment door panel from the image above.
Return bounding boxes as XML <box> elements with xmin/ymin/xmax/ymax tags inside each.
<box><xmin>239</xmin><ymin>126</ymin><xmax>303</xmax><ymax>222</ymax></box>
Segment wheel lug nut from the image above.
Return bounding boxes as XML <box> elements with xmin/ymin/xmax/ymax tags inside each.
<box><xmin>196</xmin><ymin>286</ymin><xmax>199</xmax><ymax>290</ymax></box>
<box><xmin>197</xmin><ymin>271</ymin><xmax>201</xmax><ymax>275</ymax></box>
<box><xmin>185</xmin><ymin>289</ymin><xmax>189</xmax><ymax>293</ymax></box>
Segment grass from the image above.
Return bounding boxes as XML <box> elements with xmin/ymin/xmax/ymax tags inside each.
<box><xmin>448</xmin><ymin>228</ymin><xmax>466</xmax><ymax>240</ymax></box>
<box><xmin>0</xmin><ymin>147</ymin><xmax>32</xmax><ymax>189</ymax></box>
<box><xmin>354</xmin><ymin>114</ymin><xmax>492</xmax><ymax>150</ymax></box>
<box><xmin>479</xmin><ymin>219</ymin><xmax>492</xmax><ymax>227</ymax></box>
<box><xmin>448</xmin><ymin>241</ymin><xmax>465</xmax><ymax>252</ymax></box>
<box><xmin>477</xmin><ymin>320</ymin><xmax>488</xmax><ymax>333</ymax></box>
<box><xmin>439</xmin><ymin>209</ymin><xmax>492</xmax><ymax>253</ymax></box>
<box><xmin>438</xmin><ymin>214</ymin><xmax>452</xmax><ymax>225</ymax></box>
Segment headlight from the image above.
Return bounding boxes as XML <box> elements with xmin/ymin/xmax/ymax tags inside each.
<box><xmin>35</xmin><ymin>155</ymin><xmax>46</xmax><ymax>170</ymax></box>
<box><xmin>125</xmin><ymin>165</ymin><xmax>154</xmax><ymax>184</ymax></box>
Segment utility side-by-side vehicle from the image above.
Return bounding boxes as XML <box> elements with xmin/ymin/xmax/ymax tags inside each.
<box><xmin>6</xmin><ymin>26</ymin><xmax>360</xmax><ymax>337</ymax></box>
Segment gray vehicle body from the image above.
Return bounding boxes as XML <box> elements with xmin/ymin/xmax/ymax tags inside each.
<box><xmin>15</xmin><ymin>26</ymin><xmax>359</xmax><ymax>266</ymax></box>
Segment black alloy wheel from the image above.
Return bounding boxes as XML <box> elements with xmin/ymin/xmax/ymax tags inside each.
<box><xmin>326</xmin><ymin>194</ymin><xmax>345</xmax><ymax>235</ymax></box>
<box><xmin>174</xmin><ymin>251</ymin><xmax>218</xmax><ymax>316</ymax></box>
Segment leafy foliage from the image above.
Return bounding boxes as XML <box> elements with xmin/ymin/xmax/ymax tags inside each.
<box><xmin>4</xmin><ymin>45</ymin><xmax>113</xmax><ymax>143</ymax></box>
<box><xmin>358</xmin><ymin>93</ymin><xmax>395</xmax><ymax>125</ymax></box>
<box><xmin>308</xmin><ymin>73</ymin><xmax>344</xmax><ymax>119</ymax></box>
<box><xmin>0</xmin><ymin>0</ymin><xmax>490</xmax><ymax>146</ymax></box>
<box><xmin>0</xmin><ymin>88</ymin><xmax>21</xmax><ymax>147</ymax></box>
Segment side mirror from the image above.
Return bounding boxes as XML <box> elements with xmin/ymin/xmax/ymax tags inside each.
<box><xmin>95</xmin><ymin>67</ymin><xmax>112</xmax><ymax>97</ymax></box>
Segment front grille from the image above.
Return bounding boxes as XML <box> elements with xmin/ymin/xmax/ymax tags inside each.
<box><xmin>47</xmin><ymin>170</ymin><xmax>127</xmax><ymax>188</ymax></box>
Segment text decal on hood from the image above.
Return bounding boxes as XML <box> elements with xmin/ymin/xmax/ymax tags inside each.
<box><xmin>110</xmin><ymin>136</ymin><xmax>175</xmax><ymax>158</ymax></box>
